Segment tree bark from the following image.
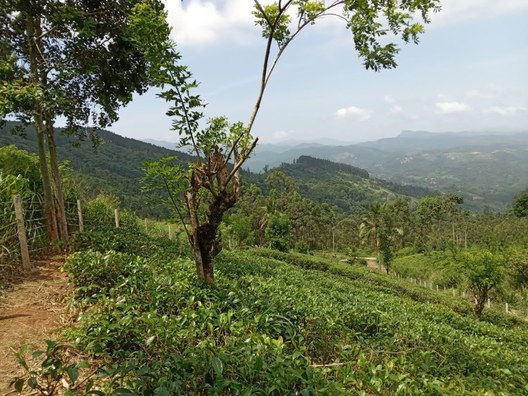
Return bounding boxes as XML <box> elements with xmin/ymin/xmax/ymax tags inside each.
<box><xmin>45</xmin><ymin>115</ymin><xmax>69</xmax><ymax>240</ymax></box>
<box><xmin>35</xmin><ymin>114</ymin><xmax>58</xmax><ymax>241</ymax></box>
<box><xmin>25</xmin><ymin>6</ymin><xmax>59</xmax><ymax>241</ymax></box>
<box><xmin>185</xmin><ymin>165</ymin><xmax>239</xmax><ymax>285</ymax></box>
<box><xmin>474</xmin><ymin>289</ymin><xmax>488</xmax><ymax>318</ymax></box>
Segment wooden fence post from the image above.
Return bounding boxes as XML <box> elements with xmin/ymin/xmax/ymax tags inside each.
<box><xmin>13</xmin><ymin>195</ymin><xmax>31</xmax><ymax>271</ymax></box>
<box><xmin>487</xmin><ymin>298</ymin><xmax>491</xmax><ymax>308</ymax></box>
<box><xmin>168</xmin><ymin>224</ymin><xmax>172</xmax><ymax>240</ymax></box>
<box><xmin>77</xmin><ymin>200</ymin><xmax>84</xmax><ymax>232</ymax></box>
<box><xmin>505</xmin><ymin>303</ymin><xmax>509</xmax><ymax>313</ymax></box>
<box><xmin>114</xmin><ymin>209</ymin><xmax>120</xmax><ymax>228</ymax></box>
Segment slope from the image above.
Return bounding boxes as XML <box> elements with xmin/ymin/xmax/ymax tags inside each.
<box><xmin>0</xmin><ymin>122</ymin><xmax>194</xmax><ymax>217</ymax></box>
<box><xmin>20</xmin><ymin>225</ymin><xmax>527</xmax><ymax>394</ymax></box>
<box><xmin>246</xmin><ymin>131</ymin><xmax>528</xmax><ymax>210</ymax></box>
<box><xmin>273</xmin><ymin>155</ymin><xmax>434</xmax><ymax>214</ymax></box>
<box><xmin>1</xmin><ymin>123</ymin><xmax>434</xmax><ymax>218</ymax></box>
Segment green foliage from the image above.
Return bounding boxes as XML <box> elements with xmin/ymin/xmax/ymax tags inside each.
<box><xmin>14</xmin><ymin>341</ymin><xmax>92</xmax><ymax>395</ymax></box>
<box><xmin>295</xmin><ymin>240</ymin><xmax>309</xmax><ymax>254</ymax></box>
<box><xmin>393</xmin><ymin>252</ymin><xmax>464</xmax><ymax>289</ymax></box>
<box><xmin>458</xmin><ymin>248</ymin><xmax>505</xmax><ymax>317</ymax></box>
<box><xmin>0</xmin><ymin>145</ymin><xmax>41</xmax><ymax>193</ymax></box>
<box><xmin>265</xmin><ymin>214</ymin><xmax>291</xmax><ymax>252</ymax></box>
<box><xmin>274</xmin><ymin>156</ymin><xmax>431</xmax><ymax>215</ymax></box>
<box><xmin>0</xmin><ymin>0</ymin><xmax>172</xmax><ymax>132</ymax></box>
<box><xmin>513</xmin><ymin>189</ymin><xmax>528</xmax><ymax>218</ymax></box>
<box><xmin>507</xmin><ymin>246</ymin><xmax>528</xmax><ymax>289</ymax></box>
<box><xmin>0</xmin><ymin>121</ymin><xmax>190</xmax><ymax>218</ymax></box>
<box><xmin>21</xmin><ymin>240</ymin><xmax>527</xmax><ymax>394</ymax></box>
<box><xmin>83</xmin><ymin>194</ymin><xmax>139</xmax><ymax>232</ymax></box>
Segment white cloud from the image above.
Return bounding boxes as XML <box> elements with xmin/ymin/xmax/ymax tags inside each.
<box><xmin>485</xmin><ymin>106</ymin><xmax>527</xmax><ymax>116</ymax></box>
<box><xmin>383</xmin><ymin>96</ymin><xmax>403</xmax><ymax>113</ymax></box>
<box><xmin>390</xmin><ymin>105</ymin><xmax>403</xmax><ymax>114</ymax></box>
<box><xmin>335</xmin><ymin>106</ymin><xmax>373</xmax><ymax>121</ymax></box>
<box><xmin>435</xmin><ymin>101</ymin><xmax>471</xmax><ymax>114</ymax></box>
<box><xmin>164</xmin><ymin>0</ymin><xmax>257</xmax><ymax>46</ymax></box>
<box><xmin>164</xmin><ymin>0</ymin><xmax>528</xmax><ymax>47</ymax></box>
<box><xmin>383</xmin><ymin>96</ymin><xmax>396</xmax><ymax>104</ymax></box>
<box><xmin>465</xmin><ymin>86</ymin><xmax>502</xmax><ymax>99</ymax></box>
<box><xmin>431</xmin><ymin>0</ymin><xmax>528</xmax><ymax>26</ymax></box>
<box><xmin>270</xmin><ymin>130</ymin><xmax>291</xmax><ymax>141</ymax></box>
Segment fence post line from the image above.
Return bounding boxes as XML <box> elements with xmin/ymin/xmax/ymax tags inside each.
<box><xmin>77</xmin><ymin>200</ymin><xmax>84</xmax><ymax>232</ymax></box>
<box><xmin>13</xmin><ymin>194</ymin><xmax>31</xmax><ymax>271</ymax></box>
<box><xmin>114</xmin><ymin>209</ymin><xmax>120</xmax><ymax>228</ymax></box>
<box><xmin>168</xmin><ymin>224</ymin><xmax>172</xmax><ymax>240</ymax></box>
<box><xmin>505</xmin><ymin>303</ymin><xmax>509</xmax><ymax>313</ymax></box>
<box><xmin>487</xmin><ymin>298</ymin><xmax>491</xmax><ymax>308</ymax></box>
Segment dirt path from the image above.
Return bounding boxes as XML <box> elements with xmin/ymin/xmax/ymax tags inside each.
<box><xmin>0</xmin><ymin>258</ymin><xmax>70</xmax><ymax>394</ymax></box>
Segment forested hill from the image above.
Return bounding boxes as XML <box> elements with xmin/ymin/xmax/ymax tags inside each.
<box><xmin>0</xmin><ymin>122</ymin><xmax>194</xmax><ymax>217</ymax></box>
<box><xmin>1</xmin><ymin>122</ymin><xmax>434</xmax><ymax>217</ymax></box>
<box><xmin>245</xmin><ymin>130</ymin><xmax>528</xmax><ymax>210</ymax></box>
<box><xmin>274</xmin><ymin>155</ymin><xmax>434</xmax><ymax>214</ymax></box>
<box><xmin>294</xmin><ymin>155</ymin><xmax>370</xmax><ymax>178</ymax></box>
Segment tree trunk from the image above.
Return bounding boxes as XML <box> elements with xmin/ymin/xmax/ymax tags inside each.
<box><xmin>474</xmin><ymin>290</ymin><xmax>488</xmax><ymax>318</ymax></box>
<box><xmin>45</xmin><ymin>115</ymin><xmax>69</xmax><ymax>240</ymax></box>
<box><xmin>25</xmin><ymin>8</ymin><xmax>59</xmax><ymax>241</ymax></box>
<box><xmin>35</xmin><ymin>115</ymin><xmax>58</xmax><ymax>241</ymax></box>
<box><xmin>185</xmin><ymin>184</ymin><xmax>237</xmax><ymax>285</ymax></box>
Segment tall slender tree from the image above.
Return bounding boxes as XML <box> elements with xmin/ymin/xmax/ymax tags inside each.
<box><xmin>145</xmin><ymin>0</ymin><xmax>441</xmax><ymax>284</ymax></box>
<box><xmin>0</xmin><ymin>0</ymin><xmax>172</xmax><ymax>241</ymax></box>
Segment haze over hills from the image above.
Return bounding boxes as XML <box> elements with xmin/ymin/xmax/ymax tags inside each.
<box><xmin>3</xmin><ymin>122</ymin><xmax>527</xmax><ymax>213</ymax></box>
<box><xmin>246</xmin><ymin>130</ymin><xmax>528</xmax><ymax>210</ymax></box>
<box><xmin>1</xmin><ymin>122</ymin><xmax>434</xmax><ymax>217</ymax></box>
<box><xmin>142</xmin><ymin>130</ymin><xmax>528</xmax><ymax>210</ymax></box>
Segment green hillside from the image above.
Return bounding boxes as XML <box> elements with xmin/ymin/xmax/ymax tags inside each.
<box><xmin>273</xmin><ymin>155</ymin><xmax>435</xmax><ymax>214</ymax></box>
<box><xmin>19</xmin><ymin>226</ymin><xmax>527</xmax><ymax>394</ymax></box>
<box><xmin>1</xmin><ymin>123</ymin><xmax>432</xmax><ymax>217</ymax></box>
<box><xmin>246</xmin><ymin>131</ymin><xmax>528</xmax><ymax>210</ymax></box>
<box><xmin>0</xmin><ymin>122</ymin><xmax>193</xmax><ymax>217</ymax></box>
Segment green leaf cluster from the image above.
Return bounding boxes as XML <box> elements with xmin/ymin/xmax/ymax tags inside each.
<box><xmin>17</xmin><ymin>227</ymin><xmax>528</xmax><ymax>394</ymax></box>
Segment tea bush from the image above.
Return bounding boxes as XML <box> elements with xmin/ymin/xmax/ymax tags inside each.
<box><xmin>17</xmin><ymin>229</ymin><xmax>528</xmax><ymax>394</ymax></box>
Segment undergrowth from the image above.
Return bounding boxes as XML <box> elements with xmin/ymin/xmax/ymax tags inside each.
<box><xmin>13</xmin><ymin>229</ymin><xmax>528</xmax><ymax>395</ymax></box>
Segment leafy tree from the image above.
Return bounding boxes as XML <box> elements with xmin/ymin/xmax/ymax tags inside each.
<box><xmin>145</xmin><ymin>0</ymin><xmax>440</xmax><ymax>284</ymax></box>
<box><xmin>265</xmin><ymin>214</ymin><xmax>291</xmax><ymax>252</ymax></box>
<box><xmin>458</xmin><ymin>248</ymin><xmax>505</xmax><ymax>318</ymax></box>
<box><xmin>360</xmin><ymin>202</ymin><xmax>402</xmax><ymax>273</ymax></box>
<box><xmin>512</xmin><ymin>190</ymin><xmax>528</xmax><ymax>218</ymax></box>
<box><xmin>0</xmin><ymin>145</ymin><xmax>41</xmax><ymax>194</ymax></box>
<box><xmin>416</xmin><ymin>194</ymin><xmax>463</xmax><ymax>251</ymax></box>
<box><xmin>0</xmin><ymin>0</ymin><xmax>172</xmax><ymax>241</ymax></box>
<box><xmin>360</xmin><ymin>202</ymin><xmax>386</xmax><ymax>271</ymax></box>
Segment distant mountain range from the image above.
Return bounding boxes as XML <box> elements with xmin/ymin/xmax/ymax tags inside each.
<box><xmin>2</xmin><ymin>123</ymin><xmax>527</xmax><ymax>213</ymax></box>
<box><xmin>1</xmin><ymin>123</ymin><xmax>437</xmax><ymax>217</ymax></box>
<box><xmin>144</xmin><ymin>130</ymin><xmax>528</xmax><ymax>210</ymax></box>
<box><xmin>250</xmin><ymin>131</ymin><xmax>528</xmax><ymax>210</ymax></box>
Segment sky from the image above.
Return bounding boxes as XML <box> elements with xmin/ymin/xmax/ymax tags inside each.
<box><xmin>111</xmin><ymin>0</ymin><xmax>528</xmax><ymax>145</ymax></box>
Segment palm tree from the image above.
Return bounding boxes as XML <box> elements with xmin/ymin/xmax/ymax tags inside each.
<box><xmin>360</xmin><ymin>202</ymin><xmax>403</xmax><ymax>274</ymax></box>
<box><xmin>360</xmin><ymin>203</ymin><xmax>385</xmax><ymax>271</ymax></box>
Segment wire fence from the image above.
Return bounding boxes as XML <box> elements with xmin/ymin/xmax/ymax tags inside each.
<box><xmin>390</xmin><ymin>272</ymin><xmax>528</xmax><ymax>319</ymax></box>
<box><xmin>0</xmin><ymin>195</ymin><xmax>49</xmax><ymax>287</ymax></box>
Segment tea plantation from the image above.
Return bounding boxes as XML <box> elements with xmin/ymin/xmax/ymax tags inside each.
<box><xmin>16</xmin><ymin>229</ymin><xmax>528</xmax><ymax>394</ymax></box>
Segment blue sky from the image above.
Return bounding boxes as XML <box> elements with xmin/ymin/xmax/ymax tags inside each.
<box><xmin>112</xmin><ymin>0</ymin><xmax>528</xmax><ymax>144</ymax></box>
